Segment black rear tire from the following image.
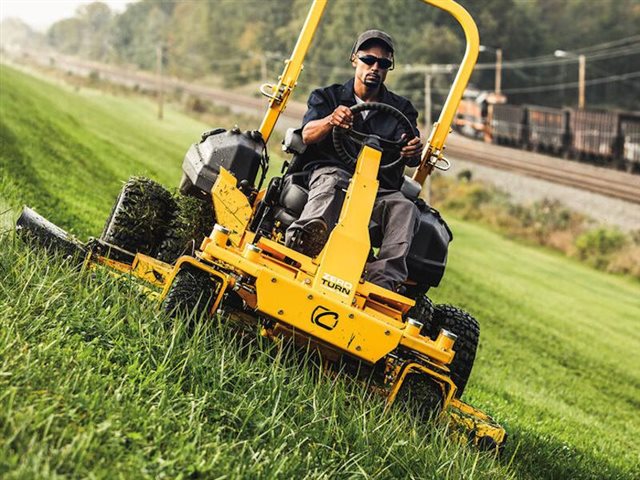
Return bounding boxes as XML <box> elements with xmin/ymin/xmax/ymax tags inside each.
<box><xmin>428</xmin><ymin>305</ymin><xmax>480</xmax><ymax>398</ymax></box>
<box><xmin>101</xmin><ymin>177</ymin><xmax>176</xmax><ymax>256</ymax></box>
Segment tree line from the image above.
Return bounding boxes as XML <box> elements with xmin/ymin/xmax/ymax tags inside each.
<box><xmin>6</xmin><ymin>0</ymin><xmax>640</xmax><ymax>113</ymax></box>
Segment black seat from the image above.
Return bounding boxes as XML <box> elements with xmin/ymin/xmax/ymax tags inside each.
<box><xmin>272</xmin><ymin>173</ymin><xmax>309</xmax><ymax>228</ymax></box>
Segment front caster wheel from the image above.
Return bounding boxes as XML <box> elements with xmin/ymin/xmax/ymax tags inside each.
<box><xmin>163</xmin><ymin>264</ymin><xmax>221</xmax><ymax>324</ymax></box>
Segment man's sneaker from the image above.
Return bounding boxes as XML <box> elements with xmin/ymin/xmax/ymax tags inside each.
<box><xmin>287</xmin><ymin>218</ymin><xmax>328</xmax><ymax>258</ymax></box>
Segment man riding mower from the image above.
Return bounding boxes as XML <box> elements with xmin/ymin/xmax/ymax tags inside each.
<box><xmin>285</xmin><ymin>29</ymin><xmax>424</xmax><ymax>295</ymax></box>
<box><xmin>16</xmin><ymin>0</ymin><xmax>507</xmax><ymax>451</ymax></box>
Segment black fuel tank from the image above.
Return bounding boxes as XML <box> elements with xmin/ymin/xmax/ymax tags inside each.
<box><xmin>181</xmin><ymin>127</ymin><xmax>263</xmax><ymax>197</ymax></box>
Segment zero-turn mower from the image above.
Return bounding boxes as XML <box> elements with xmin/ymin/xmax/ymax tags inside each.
<box><xmin>16</xmin><ymin>0</ymin><xmax>507</xmax><ymax>451</ymax></box>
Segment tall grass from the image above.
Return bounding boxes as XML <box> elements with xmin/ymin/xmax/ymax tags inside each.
<box><xmin>431</xmin><ymin>219</ymin><xmax>640</xmax><ymax>480</ymax></box>
<box><xmin>0</xmin><ymin>236</ymin><xmax>510</xmax><ymax>479</ymax></box>
<box><xmin>0</xmin><ymin>63</ymin><xmax>262</xmax><ymax>237</ymax></box>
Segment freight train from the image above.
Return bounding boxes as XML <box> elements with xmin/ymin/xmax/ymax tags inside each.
<box><xmin>454</xmin><ymin>97</ymin><xmax>640</xmax><ymax>173</ymax></box>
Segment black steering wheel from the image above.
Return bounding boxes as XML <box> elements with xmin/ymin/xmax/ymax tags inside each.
<box><xmin>332</xmin><ymin>102</ymin><xmax>417</xmax><ymax>171</ymax></box>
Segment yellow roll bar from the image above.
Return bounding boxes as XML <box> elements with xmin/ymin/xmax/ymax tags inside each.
<box><xmin>258</xmin><ymin>0</ymin><xmax>328</xmax><ymax>142</ymax></box>
<box><xmin>413</xmin><ymin>0</ymin><xmax>479</xmax><ymax>184</ymax></box>
<box><xmin>258</xmin><ymin>0</ymin><xmax>479</xmax><ymax>187</ymax></box>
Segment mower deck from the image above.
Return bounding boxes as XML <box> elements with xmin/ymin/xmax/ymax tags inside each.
<box><xmin>15</xmin><ymin>205</ymin><xmax>507</xmax><ymax>452</ymax></box>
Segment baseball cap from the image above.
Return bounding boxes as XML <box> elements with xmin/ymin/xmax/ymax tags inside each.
<box><xmin>351</xmin><ymin>30</ymin><xmax>395</xmax><ymax>55</ymax></box>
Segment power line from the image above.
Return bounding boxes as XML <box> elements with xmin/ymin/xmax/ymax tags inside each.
<box><xmin>306</xmin><ymin>36</ymin><xmax>640</xmax><ymax>76</ymax></box>
<box><xmin>473</xmin><ymin>35</ymin><xmax>640</xmax><ymax>69</ymax></box>
<box><xmin>396</xmin><ymin>44</ymin><xmax>640</xmax><ymax>75</ymax></box>
<box><xmin>35</xmin><ymin>37</ymin><xmax>640</xmax><ymax>101</ymax></box>
<box><xmin>575</xmin><ymin>34</ymin><xmax>640</xmax><ymax>53</ymax></box>
<box><xmin>498</xmin><ymin>71</ymin><xmax>640</xmax><ymax>94</ymax></box>
<box><xmin>394</xmin><ymin>71</ymin><xmax>640</xmax><ymax>96</ymax></box>
<box><xmin>584</xmin><ymin>61</ymin><xmax>640</xmax><ymax>91</ymax></box>
<box><xmin>47</xmin><ymin>37</ymin><xmax>640</xmax><ymax>76</ymax></box>
<box><xmin>475</xmin><ymin>44</ymin><xmax>640</xmax><ymax>70</ymax></box>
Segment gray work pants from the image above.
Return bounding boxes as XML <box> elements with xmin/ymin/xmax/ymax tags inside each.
<box><xmin>286</xmin><ymin>166</ymin><xmax>420</xmax><ymax>290</ymax></box>
<box><xmin>286</xmin><ymin>166</ymin><xmax>351</xmax><ymax>241</ymax></box>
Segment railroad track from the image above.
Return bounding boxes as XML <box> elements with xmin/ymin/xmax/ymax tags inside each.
<box><xmin>13</xmin><ymin>50</ymin><xmax>640</xmax><ymax>204</ymax></box>
<box><xmin>445</xmin><ymin>136</ymin><xmax>640</xmax><ymax>204</ymax></box>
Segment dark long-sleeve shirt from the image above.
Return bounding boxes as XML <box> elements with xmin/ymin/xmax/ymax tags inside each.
<box><xmin>299</xmin><ymin>77</ymin><xmax>420</xmax><ymax>191</ymax></box>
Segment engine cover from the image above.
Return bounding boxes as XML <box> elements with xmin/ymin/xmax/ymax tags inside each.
<box><xmin>181</xmin><ymin>127</ymin><xmax>263</xmax><ymax>197</ymax></box>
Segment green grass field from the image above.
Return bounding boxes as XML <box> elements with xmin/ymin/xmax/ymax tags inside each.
<box><xmin>1</xmin><ymin>64</ymin><xmax>639</xmax><ymax>479</ymax></box>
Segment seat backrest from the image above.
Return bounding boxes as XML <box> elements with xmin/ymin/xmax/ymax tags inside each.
<box><xmin>282</xmin><ymin>128</ymin><xmax>308</xmax><ymax>175</ymax></box>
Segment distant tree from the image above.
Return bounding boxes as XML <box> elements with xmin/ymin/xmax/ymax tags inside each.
<box><xmin>75</xmin><ymin>2</ymin><xmax>112</xmax><ymax>59</ymax></box>
<box><xmin>48</xmin><ymin>18</ymin><xmax>84</xmax><ymax>54</ymax></box>
<box><xmin>111</xmin><ymin>0</ymin><xmax>170</xmax><ymax>70</ymax></box>
<box><xmin>40</xmin><ymin>0</ymin><xmax>639</xmax><ymax>109</ymax></box>
<box><xmin>0</xmin><ymin>18</ymin><xmax>44</xmax><ymax>50</ymax></box>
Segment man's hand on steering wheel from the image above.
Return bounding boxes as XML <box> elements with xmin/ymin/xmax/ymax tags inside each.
<box><xmin>332</xmin><ymin>102</ymin><xmax>421</xmax><ymax>170</ymax></box>
<box><xmin>329</xmin><ymin>105</ymin><xmax>353</xmax><ymax>129</ymax></box>
<box><xmin>400</xmin><ymin>134</ymin><xmax>423</xmax><ymax>159</ymax></box>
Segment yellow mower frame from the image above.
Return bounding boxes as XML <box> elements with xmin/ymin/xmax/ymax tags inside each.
<box><xmin>74</xmin><ymin>0</ymin><xmax>504</xmax><ymax>450</ymax></box>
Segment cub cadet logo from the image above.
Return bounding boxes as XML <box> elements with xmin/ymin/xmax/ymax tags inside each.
<box><xmin>321</xmin><ymin>273</ymin><xmax>353</xmax><ymax>296</ymax></box>
<box><xmin>311</xmin><ymin>306</ymin><xmax>339</xmax><ymax>331</ymax></box>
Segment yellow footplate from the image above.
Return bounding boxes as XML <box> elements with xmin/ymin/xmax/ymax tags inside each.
<box><xmin>447</xmin><ymin>399</ymin><xmax>507</xmax><ymax>452</ymax></box>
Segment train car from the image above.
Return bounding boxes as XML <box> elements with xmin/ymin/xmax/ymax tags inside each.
<box><xmin>491</xmin><ymin>104</ymin><xmax>526</xmax><ymax>146</ymax></box>
<box><xmin>525</xmin><ymin>105</ymin><xmax>570</xmax><ymax>155</ymax></box>
<box><xmin>454</xmin><ymin>97</ymin><xmax>485</xmax><ymax>139</ymax></box>
<box><xmin>460</xmin><ymin>97</ymin><xmax>638</xmax><ymax>174</ymax></box>
<box><xmin>570</xmin><ymin>109</ymin><xmax>621</xmax><ymax>167</ymax></box>
<box><xmin>620</xmin><ymin>112</ymin><xmax>640</xmax><ymax>172</ymax></box>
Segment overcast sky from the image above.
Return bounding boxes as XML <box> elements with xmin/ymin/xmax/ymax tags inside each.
<box><xmin>0</xmin><ymin>0</ymin><xmax>135</xmax><ymax>30</ymax></box>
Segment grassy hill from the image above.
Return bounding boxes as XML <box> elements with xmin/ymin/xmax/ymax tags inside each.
<box><xmin>1</xmin><ymin>64</ymin><xmax>639</xmax><ymax>479</ymax></box>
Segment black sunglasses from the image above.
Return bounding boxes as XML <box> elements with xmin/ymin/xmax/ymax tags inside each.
<box><xmin>357</xmin><ymin>55</ymin><xmax>393</xmax><ymax>70</ymax></box>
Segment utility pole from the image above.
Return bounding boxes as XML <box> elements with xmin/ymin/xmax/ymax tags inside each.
<box><xmin>495</xmin><ymin>48</ymin><xmax>502</xmax><ymax>95</ymax></box>
<box><xmin>424</xmin><ymin>73</ymin><xmax>433</xmax><ymax>133</ymax></box>
<box><xmin>252</xmin><ymin>51</ymin><xmax>271</xmax><ymax>83</ymax></box>
<box><xmin>554</xmin><ymin>50</ymin><xmax>586</xmax><ymax>108</ymax></box>
<box><xmin>400</xmin><ymin>63</ymin><xmax>456</xmax><ymax>205</ymax></box>
<box><xmin>479</xmin><ymin>45</ymin><xmax>503</xmax><ymax>142</ymax></box>
<box><xmin>156</xmin><ymin>44</ymin><xmax>165</xmax><ymax>120</ymax></box>
<box><xmin>578</xmin><ymin>54</ymin><xmax>585</xmax><ymax>109</ymax></box>
<box><xmin>479</xmin><ymin>45</ymin><xmax>503</xmax><ymax>94</ymax></box>
<box><xmin>261</xmin><ymin>54</ymin><xmax>268</xmax><ymax>83</ymax></box>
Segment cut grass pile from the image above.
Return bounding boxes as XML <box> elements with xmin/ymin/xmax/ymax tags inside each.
<box><xmin>2</xmin><ymin>64</ymin><xmax>640</xmax><ymax>479</ymax></box>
